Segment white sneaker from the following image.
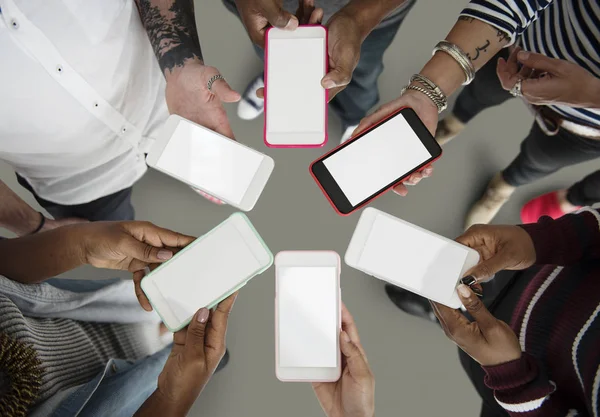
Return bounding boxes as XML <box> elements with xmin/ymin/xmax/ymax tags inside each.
<box><xmin>237</xmin><ymin>74</ymin><xmax>264</xmax><ymax>120</ymax></box>
<box><xmin>340</xmin><ymin>124</ymin><xmax>359</xmax><ymax>144</ymax></box>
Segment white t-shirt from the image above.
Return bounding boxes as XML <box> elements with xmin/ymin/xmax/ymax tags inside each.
<box><xmin>0</xmin><ymin>0</ymin><xmax>168</xmax><ymax>204</ymax></box>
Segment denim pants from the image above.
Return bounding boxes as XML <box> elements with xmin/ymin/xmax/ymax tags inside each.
<box><xmin>17</xmin><ymin>174</ymin><xmax>135</xmax><ymax>221</ymax></box>
<box><xmin>452</xmin><ymin>50</ymin><xmax>600</xmax><ymax>206</ymax></box>
<box><xmin>221</xmin><ymin>0</ymin><xmax>413</xmax><ymax>128</ymax></box>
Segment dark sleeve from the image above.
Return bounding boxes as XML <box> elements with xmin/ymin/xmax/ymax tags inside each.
<box><xmin>460</xmin><ymin>0</ymin><xmax>554</xmax><ymax>45</ymax></box>
<box><xmin>519</xmin><ymin>207</ymin><xmax>600</xmax><ymax>266</ymax></box>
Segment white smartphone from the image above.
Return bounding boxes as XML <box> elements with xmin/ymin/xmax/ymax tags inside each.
<box><xmin>141</xmin><ymin>213</ymin><xmax>273</xmax><ymax>332</ymax></box>
<box><xmin>275</xmin><ymin>251</ymin><xmax>341</xmax><ymax>382</ymax></box>
<box><xmin>146</xmin><ymin>115</ymin><xmax>275</xmax><ymax>211</ymax></box>
<box><xmin>264</xmin><ymin>26</ymin><xmax>327</xmax><ymax>148</ymax></box>
<box><xmin>345</xmin><ymin>208</ymin><xmax>480</xmax><ymax>308</ymax></box>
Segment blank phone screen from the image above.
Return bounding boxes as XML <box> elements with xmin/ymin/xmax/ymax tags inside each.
<box><xmin>266</xmin><ymin>37</ymin><xmax>326</xmax><ymax>134</ymax></box>
<box><xmin>152</xmin><ymin>220</ymin><xmax>262</xmax><ymax>323</ymax></box>
<box><xmin>322</xmin><ymin>114</ymin><xmax>432</xmax><ymax>206</ymax></box>
<box><xmin>156</xmin><ymin>120</ymin><xmax>264</xmax><ymax>205</ymax></box>
<box><xmin>278</xmin><ymin>267</ymin><xmax>337</xmax><ymax>368</ymax></box>
<box><xmin>358</xmin><ymin>214</ymin><xmax>468</xmax><ymax>300</ymax></box>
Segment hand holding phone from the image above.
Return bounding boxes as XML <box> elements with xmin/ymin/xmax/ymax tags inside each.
<box><xmin>312</xmin><ymin>304</ymin><xmax>375</xmax><ymax>417</ymax></box>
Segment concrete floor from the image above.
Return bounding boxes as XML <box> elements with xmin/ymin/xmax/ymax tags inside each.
<box><xmin>1</xmin><ymin>0</ymin><xmax>598</xmax><ymax>416</ymax></box>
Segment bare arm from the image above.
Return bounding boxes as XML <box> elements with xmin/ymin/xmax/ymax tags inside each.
<box><xmin>0</xmin><ymin>180</ymin><xmax>43</xmax><ymax>236</ymax></box>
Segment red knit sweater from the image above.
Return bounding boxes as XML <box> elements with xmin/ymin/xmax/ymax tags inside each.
<box><xmin>482</xmin><ymin>207</ymin><xmax>600</xmax><ymax>416</ymax></box>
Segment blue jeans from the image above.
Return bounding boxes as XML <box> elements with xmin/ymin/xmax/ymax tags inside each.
<box><xmin>17</xmin><ymin>174</ymin><xmax>135</xmax><ymax>221</ymax></box>
<box><xmin>222</xmin><ymin>0</ymin><xmax>413</xmax><ymax>127</ymax></box>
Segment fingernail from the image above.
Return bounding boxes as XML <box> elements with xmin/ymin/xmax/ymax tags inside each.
<box><xmin>517</xmin><ymin>51</ymin><xmax>530</xmax><ymax>60</ymax></box>
<box><xmin>322</xmin><ymin>79</ymin><xmax>336</xmax><ymax>89</ymax></box>
<box><xmin>157</xmin><ymin>249</ymin><xmax>173</xmax><ymax>260</ymax></box>
<box><xmin>461</xmin><ymin>275</ymin><xmax>476</xmax><ymax>286</ymax></box>
<box><xmin>457</xmin><ymin>284</ymin><xmax>471</xmax><ymax>298</ymax></box>
<box><xmin>341</xmin><ymin>331</ymin><xmax>350</xmax><ymax>343</ymax></box>
<box><xmin>284</xmin><ymin>17</ymin><xmax>298</xmax><ymax>30</ymax></box>
<box><xmin>197</xmin><ymin>308</ymin><xmax>210</xmax><ymax>323</ymax></box>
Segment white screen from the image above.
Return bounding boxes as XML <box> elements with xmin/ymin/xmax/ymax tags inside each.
<box><xmin>322</xmin><ymin>114</ymin><xmax>432</xmax><ymax>206</ymax></box>
<box><xmin>358</xmin><ymin>214</ymin><xmax>468</xmax><ymax>300</ymax></box>
<box><xmin>156</xmin><ymin>121</ymin><xmax>264</xmax><ymax>205</ymax></box>
<box><xmin>266</xmin><ymin>38</ymin><xmax>325</xmax><ymax>134</ymax></box>
<box><xmin>153</xmin><ymin>220</ymin><xmax>262</xmax><ymax>322</ymax></box>
<box><xmin>278</xmin><ymin>266</ymin><xmax>337</xmax><ymax>368</ymax></box>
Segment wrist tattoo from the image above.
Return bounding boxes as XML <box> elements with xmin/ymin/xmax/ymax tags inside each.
<box><xmin>135</xmin><ymin>0</ymin><xmax>203</xmax><ymax>74</ymax></box>
<box><xmin>467</xmin><ymin>39</ymin><xmax>490</xmax><ymax>61</ymax></box>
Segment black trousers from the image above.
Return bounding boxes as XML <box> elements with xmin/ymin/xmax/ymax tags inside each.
<box><xmin>453</xmin><ymin>50</ymin><xmax>600</xmax><ymax>206</ymax></box>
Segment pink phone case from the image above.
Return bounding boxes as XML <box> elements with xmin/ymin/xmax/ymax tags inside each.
<box><xmin>264</xmin><ymin>25</ymin><xmax>329</xmax><ymax>148</ymax></box>
<box><xmin>274</xmin><ymin>251</ymin><xmax>342</xmax><ymax>382</ymax></box>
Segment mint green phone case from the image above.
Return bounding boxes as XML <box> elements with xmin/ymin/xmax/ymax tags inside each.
<box><xmin>141</xmin><ymin>212</ymin><xmax>273</xmax><ymax>332</ymax></box>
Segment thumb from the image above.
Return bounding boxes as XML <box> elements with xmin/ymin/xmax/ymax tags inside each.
<box><xmin>340</xmin><ymin>331</ymin><xmax>371</xmax><ymax>377</ymax></box>
<box><xmin>322</xmin><ymin>67</ymin><xmax>352</xmax><ymax>90</ymax></box>
<box><xmin>210</xmin><ymin>78</ymin><xmax>241</xmax><ymax>103</ymax></box>
<box><xmin>125</xmin><ymin>236</ymin><xmax>174</xmax><ymax>264</ymax></box>
<box><xmin>456</xmin><ymin>284</ymin><xmax>496</xmax><ymax>330</ymax></box>
<box><xmin>516</xmin><ymin>51</ymin><xmax>560</xmax><ymax>73</ymax></box>
<box><xmin>184</xmin><ymin>308</ymin><xmax>211</xmax><ymax>359</ymax></box>
<box><xmin>264</xmin><ymin>5</ymin><xmax>298</xmax><ymax>30</ymax></box>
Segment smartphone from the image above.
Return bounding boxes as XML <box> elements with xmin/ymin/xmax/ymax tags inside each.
<box><xmin>275</xmin><ymin>251</ymin><xmax>341</xmax><ymax>382</ymax></box>
<box><xmin>345</xmin><ymin>208</ymin><xmax>479</xmax><ymax>308</ymax></box>
<box><xmin>310</xmin><ymin>107</ymin><xmax>442</xmax><ymax>215</ymax></box>
<box><xmin>146</xmin><ymin>115</ymin><xmax>274</xmax><ymax>211</ymax></box>
<box><xmin>264</xmin><ymin>26</ymin><xmax>328</xmax><ymax>148</ymax></box>
<box><xmin>141</xmin><ymin>213</ymin><xmax>273</xmax><ymax>332</ymax></box>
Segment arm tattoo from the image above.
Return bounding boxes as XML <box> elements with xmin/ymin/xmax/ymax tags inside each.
<box><xmin>467</xmin><ymin>39</ymin><xmax>491</xmax><ymax>61</ymax></box>
<box><xmin>135</xmin><ymin>0</ymin><xmax>203</xmax><ymax>74</ymax></box>
<box><xmin>496</xmin><ymin>29</ymin><xmax>510</xmax><ymax>43</ymax></box>
<box><xmin>458</xmin><ymin>16</ymin><xmax>475</xmax><ymax>23</ymax></box>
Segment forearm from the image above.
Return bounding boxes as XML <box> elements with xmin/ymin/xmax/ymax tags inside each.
<box><xmin>0</xmin><ymin>180</ymin><xmax>42</xmax><ymax>236</ymax></box>
<box><xmin>134</xmin><ymin>390</ymin><xmax>189</xmax><ymax>417</ymax></box>
<box><xmin>134</xmin><ymin>0</ymin><xmax>203</xmax><ymax>79</ymax></box>
<box><xmin>342</xmin><ymin>0</ymin><xmax>409</xmax><ymax>39</ymax></box>
<box><xmin>0</xmin><ymin>224</ymin><xmax>86</xmax><ymax>283</ymax></box>
<box><xmin>417</xmin><ymin>18</ymin><xmax>509</xmax><ymax>97</ymax></box>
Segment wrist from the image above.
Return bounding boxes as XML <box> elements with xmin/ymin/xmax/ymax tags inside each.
<box><xmin>419</xmin><ymin>52</ymin><xmax>467</xmax><ymax>97</ymax></box>
<box><xmin>164</xmin><ymin>57</ymin><xmax>204</xmax><ymax>83</ymax></box>
<box><xmin>1</xmin><ymin>208</ymin><xmax>43</xmax><ymax>237</ymax></box>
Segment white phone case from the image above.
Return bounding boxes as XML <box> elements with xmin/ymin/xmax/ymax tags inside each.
<box><xmin>141</xmin><ymin>213</ymin><xmax>273</xmax><ymax>331</ymax></box>
<box><xmin>146</xmin><ymin>115</ymin><xmax>274</xmax><ymax>211</ymax></box>
<box><xmin>345</xmin><ymin>208</ymin><xmax>480</xmax><ymax>308</ymax></box>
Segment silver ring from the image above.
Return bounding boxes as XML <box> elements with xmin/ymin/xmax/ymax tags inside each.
<box><xmin>509</xmin><ymin>78</ymin><xmax>523</xmax><ymax>97</ymax></box>
<box><xmin>207</xmin><ymin>74</ymin><xmax>225</xmax><ymax>93</ymax></box>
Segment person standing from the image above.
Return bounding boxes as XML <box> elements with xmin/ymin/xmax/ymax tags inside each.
<box><xmin>0</xmin><ymin>0</ymin><xmax>238</xmax><ymax>233</ymax></box>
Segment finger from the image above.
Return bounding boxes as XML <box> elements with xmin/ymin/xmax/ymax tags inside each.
<box><xmin>133</xmin><ymin>270</ymin><xmax>153</xmax><ymax>311</ymax></box>
<box><xmin>339</xmin><ymin>331</ymin><xmax>371</xmax><ymax>378</ymax></box>
<box><xmin>422</xmin><ymin>166</ymin><xmax>434</xmax><ymax>178</ymax></box>
<box><xmin>322</xmin><ymin>68</ymin><xmax>352</xmax><ymax>91</ymax></box>
<box><xmin>520</xmin><ymin>76</ymin><xmax>555</xmax><ymax>103</ymax></box>
<box><xmin>183</xmin><ymin>307</ymin><xmax>211</xmax><ymax>360</ymax></box>
<box><xmin>122</xmin><ymin>221</ymin><xmax>196</xmax><ymax>250</ymax></box>
<box><xmin>210</xmin><ymin>79</ymin><xmax>241</xmax><ymax>103</ymax></box>
<box><xmin>403</xmin><ymin>171</ymin><xmax>423</xmax><ymax>186</ymax></box>
<box><xmin>456</xmin><ymin>284</ymin><xmax>496</xmax><ymax>330</ymax></box>
<box><xmin>517</xmin><ymin>51</ymin><xmax>562</xmax><ymax>73</ymax></box>
<box><xmin>506</xmin><ymin>46</ymin><xmax>521</xmax><ymax>75</ymax></box>
<box><xmin>256</xmin><ymin>87</ymin><xmax>264</xmax><ymax>99</ymax></box>
<box><xmin>430</xmin><ymin>301</ymin><xmax>470</xmax><ymax>337</ymax></box>
<box><xmin>264</xmin><ymin>4</ymin><xmax>299</xmax><ymax>30</ymax></box>
<box><xmin>462</xmin><ymin>255</ymin><xmax>508</xmax><ymax>283</ymax></box>
<box><xmin>341</xmin><ymin>304</ymin><xmax>364</xmax><ymax>356</ymax></box>
<box><xmin>392</xmin><ymin>183</ymin><xmax>408</xmax><ymax>196</ymax></box>
<box><xmin>295</xmin><ymin>0</ymin><xmax>314</xmax><ymax>25</ymax></box>
<box><xmin>308</xmin><ymin>7</ymin><xmax>324</xmax><ymax>25</ymax></box>
<box><xmin>205</xmin><ymin>293</ymin><xmax>238</xmax><ymax>363</ymax></box>
<box><xmin>121</xmin><ymin>235</ymin><xmax>174</xmax><ymax>270</ymax></box>
<box><xmin>327</xmin><ymin>85</ymin><xmax>345</xmax><ymax>101</ymax></box>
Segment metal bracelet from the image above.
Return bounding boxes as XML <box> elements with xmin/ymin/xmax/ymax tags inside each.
<box><xmin>410</xmin><ymin>74</ymin><xmax>448</xmax><ymax>108</ymax></box>
<box><xmin>401</xmin><ymin>84</ymin><xmax>447</xmax><ymax>113</ymax></box>
<box><xmin>433</xmin><ymin>41</ymin><xmax>476</xmax><ymax>85</ymax></box>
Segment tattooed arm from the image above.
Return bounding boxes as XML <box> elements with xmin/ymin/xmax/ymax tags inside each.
<box><xmin>135</xmin><ymin>0</ymin><xmax>240</xmax><ymax>139</ymax></box>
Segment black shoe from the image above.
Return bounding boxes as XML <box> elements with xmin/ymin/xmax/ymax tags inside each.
<box><xmin>215</xmin><ymin>349</ymin><xmax>230</xmax><ymax>373</ymax></box>
<box><xmin>384</xmin><ymin>285</ymin><xmax>438</xmax><ymax>323</ymax></box>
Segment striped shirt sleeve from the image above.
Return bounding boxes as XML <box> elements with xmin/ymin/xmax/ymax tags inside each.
<box><xmin>483</xmin><ymin>353</ymin><xmax>565</xmax><ymax>416</ymax></box>
<box><xmin>460</xmin><ymin>0</ymin><xmax>554</xmax><ymax>45</ymax></box>
<box><xmin>520</xmin><ymin>207</ymin><xmax>600</xmax><ymax>266</ymax></box>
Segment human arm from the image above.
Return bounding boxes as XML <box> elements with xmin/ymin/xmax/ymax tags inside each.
<box><xmin>432</xmin><ymin>285</ymin><xmax>563</xmax><ymax>416</ymax></box>
<box><xmin>0</xmin><ymin>221</ymin><xmax>194</xmax><ymax>284</ymax></box>
<box><xmin>0</xmin><ymin>180</ymin><xmax>86</xmax><ymax>236</ymax></box>
<box><xmin>312</xmin><ymin>304</ymin><xmax>375</xmax><ymax>417</ymax></box>
<box><xmin>134</xmin><ymin>294</ymin><xmax>237</xmax><ymax>417</ymax></box>
<box><xmin>134</xmin><ymin>0</ymin><xmax>240</xmax><ymax>138</ymax></box>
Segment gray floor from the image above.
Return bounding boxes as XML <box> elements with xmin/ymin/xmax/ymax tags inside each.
<box><xmin>2</xmin><ymin>0</ymin><xmax>598</xmax><ymax>416</ymax></box>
